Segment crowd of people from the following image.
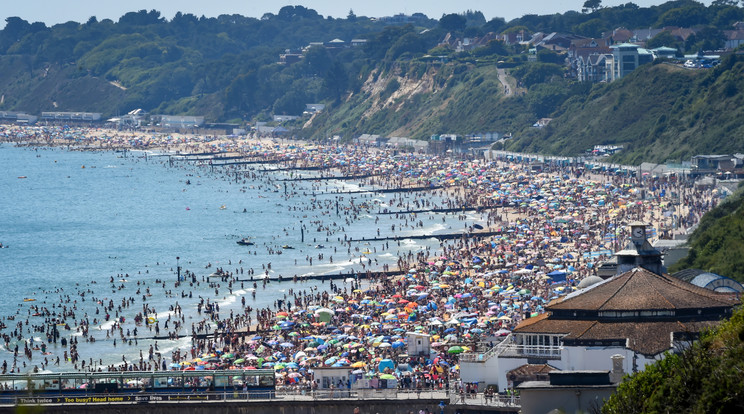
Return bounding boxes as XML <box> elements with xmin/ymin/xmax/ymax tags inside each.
<box><xmin>0</xmin><ymin>125</ymin><xmax>722</xmax><ymax>393</ymax></box>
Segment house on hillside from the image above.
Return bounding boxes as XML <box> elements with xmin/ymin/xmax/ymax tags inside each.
<box><xmin>279</xmin><ymin>49</ymin><xmax>303</xmax><ymax>65</ymax></box>
<box><xmin>304</xmin><ymin>104</ymin><xmax>325</xmax><ymax>114</ymax></box>
<box><xmin>569</xmin><ymin>38</ymin><xmax>613</xmax><ymax>82</ymax></box>
<box><xmin>325</xmin><ymin>38</ymin><xmax>346</xmax><ymax>48</ymax></box>
<box><xmin>651</xmin><ymin>46</ymin><xmax>678</xmax><ymax>59</ymax></box>
<box><xmin>631</xmin><ymin>28</ymin><xmax>663</xmax><ymax>44</ymax></box>
<box><xmin>534</xmin><ymin>32</ymin><xmax>588</xmax><ymax>52</ymax></box>
<box><xmin>724</xmin><ymin>27</ymin><xmax>744</xmax><ymax>50</ymax></box>
<box><xmin>607</xmin><ymin>27</ymin><xmax>634</xmax><ymax>44</ymax></box>
<box><xmin>273</xmin><ymin>115</ymin><xmax>299</xmax><ymax>122</ymax></box>
<box><xmin>609</xmin><ymin>43</ymin><xmax>653</xmax><ymax>80</ymax></box>
<box><xmin>458</xmin><ymin>223</ymin><xmax>739</xmax><ymax>392</ymax></box>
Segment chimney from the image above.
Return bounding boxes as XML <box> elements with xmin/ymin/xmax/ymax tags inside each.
<box><xmin>609</xmin><ymin>354</ymin><xmax>625</xmax><ymax>383</ymax></box>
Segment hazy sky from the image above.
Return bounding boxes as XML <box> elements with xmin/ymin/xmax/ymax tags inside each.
<box><xmin>1</xmin><ymin>0</ymin><xmax>714</xmax><ymax>29</ymax></box>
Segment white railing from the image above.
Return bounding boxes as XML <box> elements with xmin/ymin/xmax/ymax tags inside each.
<box><xmin>459</xmin><ymin>334</ymin><xmax>562</xmax><ymax>362</ymax></box>
<box><xmin>459</xmin><ymin>334</ymin><xmax>514</xmax><ymax>363</ymax></box>
<box><xmin>498</xmin><ymin>343</ymin><xmax>562</xmax><ymax>358</ymax></box>
<box><xmin>449</xmin><ymin>392</ymin><xmax>520</xmax><ymax>408</ymax></box>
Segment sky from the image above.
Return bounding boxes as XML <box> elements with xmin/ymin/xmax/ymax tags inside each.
<box><xmin>1</xmin><ymin>0</ymin><xmax>714</xmax><ymax>29</ymax></box>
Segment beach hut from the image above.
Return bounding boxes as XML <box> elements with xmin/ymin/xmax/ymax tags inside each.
<box><xmin>405</xmin><ymin>332</ymin><xmax>431</xmax><ymax>356</ymax></box>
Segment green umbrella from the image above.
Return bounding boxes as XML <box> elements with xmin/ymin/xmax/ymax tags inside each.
<box><xmin>447</xmin><ymin>346</ymin><xmax>464</xmax><ymax>354</ymax></box>
<box><xmin>234</xmin><ymin>358</ymin><xmax>245</xmax><ymax>364</ymax></box>
<box><xmin>379</xmin><ymin>374</ymin><xmax>396</xmax><ymax>380</ymax></box>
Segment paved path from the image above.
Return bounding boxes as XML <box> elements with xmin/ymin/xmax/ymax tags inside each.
<box><xmin>496</xmin><ymin>68</ymin><xmax>513</xmax><ymax>97</ymax></box>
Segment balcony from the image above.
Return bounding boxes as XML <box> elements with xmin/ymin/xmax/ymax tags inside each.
<box><xmin>460</xmin><ymin>335</ymin><xmax>562</xmax><ymax>362</ymax></box>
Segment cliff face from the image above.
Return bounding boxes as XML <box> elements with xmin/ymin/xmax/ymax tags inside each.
<box><xmin>300</xmin><ymin>62</ymin><xmax>518</xmax><ymax>141</ymax></box>
<box><xmin>0</xmin><ymin>57</ymin><xmax>127</xmax><ymax>116</ymax></box>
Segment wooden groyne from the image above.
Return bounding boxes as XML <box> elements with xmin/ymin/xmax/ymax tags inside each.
<box><xmin>277</xmin><ymin>173</ymin><xmax>380</xmax><ymax>182</ymax></box>
<box><xmin>207</xmin><ymin>159</ymin><xmax>285</xmax><ymax>167</ymax></box>
<box><xmin>377</xmin><ymin>205</ymin><xmax>500</xmax><ymax>215</ymax></box>
<box><xmin>348</xmin><ymin>230</ymin><xmax>499</xmax><ymax>243</ymax></box>
<box><xmin>234</xmin><ymin>269</ymin><xmax>405</xmax><ymax>283</ymax></box>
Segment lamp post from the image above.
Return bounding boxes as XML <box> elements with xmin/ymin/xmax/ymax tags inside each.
<box><xmin>176</xmin><ymin>256</ymin><xmax>181</xmax><ymax>281</ymax></box>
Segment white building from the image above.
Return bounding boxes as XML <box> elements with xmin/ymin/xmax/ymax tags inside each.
<box><xmin>459</xmin><ymin>224</ymin><xmax>739</xmax><ymax>392</ymax></box>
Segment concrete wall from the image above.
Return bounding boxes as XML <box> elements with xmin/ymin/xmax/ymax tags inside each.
<box><xmin>0</xmin><ymin>399</ymin><xmax>445</xmax><ymax>414</ymax></box>
<box><xmin>519</xmin><ymin>386</ymin><xmax>616</xmax><ymax>414</ymax></box>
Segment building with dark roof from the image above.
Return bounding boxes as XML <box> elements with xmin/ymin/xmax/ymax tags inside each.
<box><xmin>517</xmin><ymin>267</ymin><xmax>736</xmax><ymax>355</ymax></box>
<box><xmin>460</xmin><ymin>223</ymin><xmax>739</xmax><ymax>392</ymax></box>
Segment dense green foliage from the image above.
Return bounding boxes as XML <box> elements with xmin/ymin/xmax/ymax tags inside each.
<box><xmin>507</xmin><ymin>55</ymin><xmax>744</xmax><ymax>164</ymax></box>
<box><xmin>2</xmin><ymin>1</ymin><xmax>744</xmax><ymax>163</ymax></box>
<box><xmin>0</xmin><ymin>7</ymin><xmax>440</xmax><ymax>120</ymax></box>
<box><xmin>602</xmin><ymin>305</ymin><xmax>744</xmax><ymax>413</ymax></box>
<box><xmin>670</xmin><ymin>183</ymin><xmax>744</xmax><ymax>281</ymax></box>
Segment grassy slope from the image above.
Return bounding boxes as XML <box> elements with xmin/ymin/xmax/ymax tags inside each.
<box><xmin>301</xmin><ymin>63</ymin><xmax>535</xmax><ymax>140</ymax></box>
<box><xmin>508</xmin><ymin>58</ymin><xmax>744</xmax><ymax>164</ymax></box>
<box><xmin>0</xmin><ymin>56</ymin><xmax>127</xmax><ymax>115</ymax></box>
<box><xmin>670</xmin><ymin>184</ymin><xmax>744</xmax><ymax>281</ymax></box>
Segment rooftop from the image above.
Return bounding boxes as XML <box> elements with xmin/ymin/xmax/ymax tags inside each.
<box><xmin>548</xmin><ymin>267</ymin><xmax>737</xmax><ymax>311</ymax></box>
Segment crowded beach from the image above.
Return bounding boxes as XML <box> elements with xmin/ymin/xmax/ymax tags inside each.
<box><xmin>0</xmin><ymin>125</ymin><xmax>719</xmax><ymax>393</ymax></box>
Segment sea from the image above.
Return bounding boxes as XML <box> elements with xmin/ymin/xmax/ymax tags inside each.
<box><xmin>0</xmin><ymin>143</ymin><xmax>486</xmax><ymax>373</ymax></box>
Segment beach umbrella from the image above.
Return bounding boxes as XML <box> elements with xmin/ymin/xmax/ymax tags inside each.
<box><xmin>378</xmin><ymin>359</ymin><xmax>395</xmax><ymax>372</ymax></box>
<box><xmin>447</xmin><ymin>346</ymin><xmax>464</xmax><ymax>354</ymax></box>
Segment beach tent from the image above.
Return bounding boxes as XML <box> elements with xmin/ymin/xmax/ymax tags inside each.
<box><xmin>315</xmin><ymin>308</ymin><xmax>334</xmax><ymax>323</ymax></box>
<box><xmin>547</xmin><ymin>270</ymin><xmax>567</xmax><ymax>284</ymax></box>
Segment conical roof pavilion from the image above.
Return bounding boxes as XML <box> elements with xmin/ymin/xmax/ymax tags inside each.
<box><xmin>514</xmin><ymin>267</ymin><xmax>739</xmax><ymax>356</ymax></box>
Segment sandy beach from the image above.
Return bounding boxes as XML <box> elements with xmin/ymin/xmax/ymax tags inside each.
<box><xmin>0</xmin><ymin>125</ymin><xmax>718</xmax><ymax>392</ymax></box>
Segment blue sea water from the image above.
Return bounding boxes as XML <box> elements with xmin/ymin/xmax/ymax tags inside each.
<box><xmin>0</xmin><ymin>143</ymin><xmax>485</xmax><ymax>372</ymax></box>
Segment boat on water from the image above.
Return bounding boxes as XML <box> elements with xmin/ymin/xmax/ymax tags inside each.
<box><xmin>281</xmin><ymin>245</ymin><xmax>294</xmax><ymax>249</ymax></box>
<box><xmin>314</xmin><ymin>244</ymin><xmax>325</xmax><ymax>249</ymax></box>
<box><xmin>236</xmin><ymin>238</ymin><xmax>254</xmax><ymax>246</ymax></box>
